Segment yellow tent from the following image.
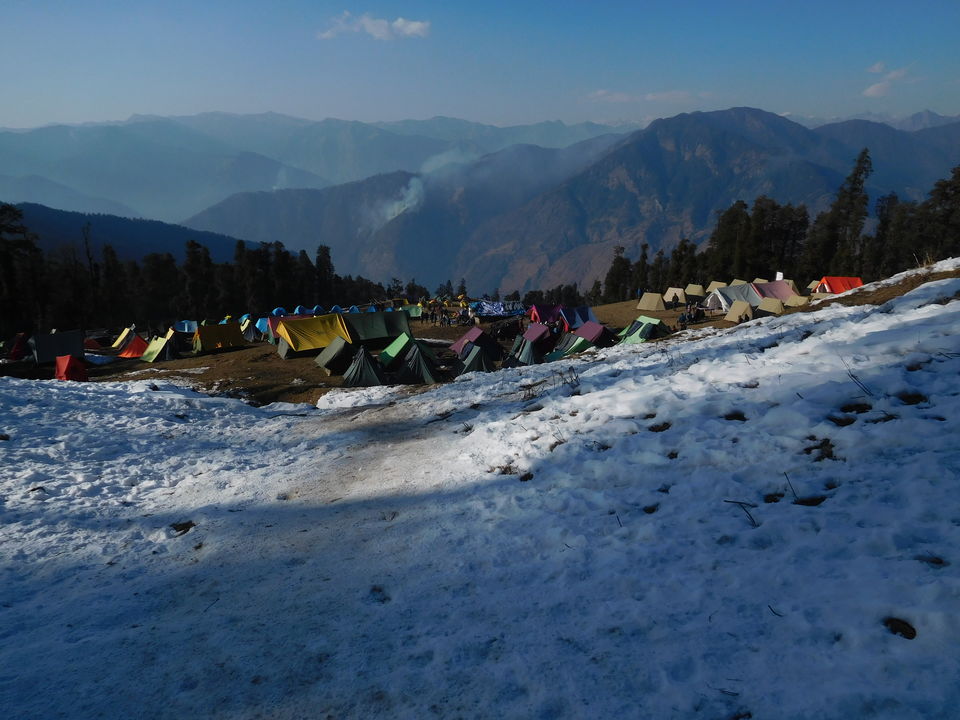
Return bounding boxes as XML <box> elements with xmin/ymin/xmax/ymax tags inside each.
<box><xmin>684</xmin><ymin>284</ymin><xmax>705</xmax><ymax>299</ymax></box>
<box><xmin>756</xmin><ymin>297</ymin><xmax>785</xmax><ymax>316</ymax></box>
<box><xmin>274</xmin><ymin>314</ymin><xmax>352</xmax><ymax>352</ymax></box>
<box><xmin>784</xmin><ymin>294</ymin><xmax>808</xmax><ymax>307</ymax></box>
<box><xmin>636</xmin><ymin>292</ymin><xmax>666</xmax><ymax>312</ymax></box>
<box><xmin>193</xmin><ymin>323</ymin><xmax>246</xmax><ymax>353</ymax></box>
<box><xmin>729</xmin><ymin>278</ymin><xmax>748</xmax><ymax>286</ymax></box>
<box><xmin>662</xmin><ymin>287</ymin><xmax>686</xmax><ymax>304</ymax></box>
<box><xmin>111</xmin><ymin>326</ymin><xmax>133</xmax><ymax>349</ymax></box>
<box><xmin>751</xmin><ymin>277</ymin><xmax>769</xmax><ymax>284</ymax></box>
<box><xmin>723</xmin><ymin>300</ymin><xmax>754</xmax><ymax>323</ymax></box>
<box><xmin>706</xmin><ymin>280</ymin><xmax>727</xmax><ymax>293</ymax></box>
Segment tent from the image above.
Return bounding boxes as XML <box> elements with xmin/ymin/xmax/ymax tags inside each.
<box><xmin>270</xmin><ymin>307</ymin><xmax>287</xmax><ymax>316</ymax></box>
<box><xmin>396</xmin><ymin>342</ymin><xmax>439</xmax><ymax>384</ymax></box>
<box><xmin>781</xmin><ymin>279</ymin><xmax>800</xmax><ymax>294</ymax></box>
<box><xmin>705</xmin><ymin>280</ymin><xmax>727</xmax><ymax>294</ymax></box>
<box><xmin>330</xmin><ymin>305</ymin><xmax>343</xmax><ymax>313</ymax></box>
<box><xmin>193</xmin><ymin>323</ymin><xmax>246</xmax><ymax>353</ymax></box>
<box><xmin>449</xmin><ymin>327</ymin><xmax>502</xmax><ymax>360</ymax></box>
<box><xmin>724</xmin><ymin>300</ymin><xmax>754</xmax><ymax>323</ymax></box>
<box><xmin>729</xmin><ymin>278</ymin><xmax>748</xmax><ymax>286</ymax></box>
<box><xmin>379</xmin><ymin>332</ymin><xmax>413</xmax><ymax>368</ymax></box>
<box><xmin>684</xmin><ymin>284</ymin><xmax>705</xmax><ymax>300</ymax></box>
<box><xmin>528</xmin><ymin>304</ymin><xmax>564</xmax><ymax>324</ymax></box>
<box><xmin>401</xmin><ymin>304</ymin><xmax>423</xmax><ymax>318</ymax></box>
<box><xmin>141</xmin><ymin>329</ymin><xmax>178</xmax><ymax>363</ymax></box>
<box><xmin>348</xmin><ymin>305</ymin><xmax>361</xmax><ymax>313</ymax></box>
<box><xmin>505</xmin><ymin>323</ymin><xmax>553</xmax><ymax>366</ymax></box>
<box><xmin>814</xmin><ymin>276</ymin><xmax>863</xmax><ymax>294</ymax></box>
<box><xmin>753</xmin><ymin>280</ymin><xmax>797</xmax><ymax>302</ymax></box>
<box><xmin>6</xmin><ymin>333</ymin><xmax>27</xmax><ymax>361</ymax></box>
<box><xmin>662</xmin><ymin>287</ymin><xmax>686</xmax><ymax>305</ymax></box>
<box><xmin>111</xmin><ymin>326</ymin><xmax>135</xmax><ymax>349</ymax></box>
<box><xmin>172</xmin><ymin>321</ymin><xmax>197</xmax><ymax>335</ymax></box>
<box><xmin>310</xmin><ymin>305</ymin><xmax>325</xmax><ymax>315</ymax></box>
<box><xmin>343</xmin><ymin>311</ymin><xmax>411</xmax><ymax>345</ymax></box>
<box><xmin>240</xmin><ymin>318</ymin><xmax>258</xmax><ymax>342</ymax></box>
<box><xmin>293</xmin><ymin>305</ymin><xmax>309</xmax><ymax>315</ymax></box>
<box><xmin>573</xmin><ymin>321</ymin><xmax>615</xmax><ymax>347</ymax></box>
<box><xmin>30</xmin><ymin>330</ymin><xmax>85</xmax><ymax>364</ymax></box>
<box><xmin>704</xmin><ymin>284</ymin><xmax>763</xmax><ymax>312</ymax></box>
<box><xmin>756</xmin><ymin>297</ymin><xmax>785</xmax><ymax>316</ymax></box>
<box><xmin>83</xmin><ymin>338</ymin><xmax>103</xmax><ymax>351</ymax></box>
<box><xmin>118</xmin><ymin>334</ymin><xmax>149</xmax><ymax>359</ymax></box>
<box><xmin>55</xmin><ymin>354</ymin><xmax>87</xmax><ymax>381</ymax></box>
<box><xmin>636</xmin><ymin>292</ymin><xmax>666</xmax><ymax>312</ymax></box>
<box><xmin>806</xmin><ymin>280</ymin><xmax>820</xmax><ymax>292</ymax></box>
<box><xmin>342</xmin><ymin>347</ymin><xmax>386</xmax><ymax>387</ymax></box>
<box><xmin>545</xmin><ymin>334</ymin><xmax>594</xmax><ymax>362</ymax></box>
<box><xmin>558</xmin><ymin>306</ymin><xmax>598</xmax><ymax>331</ymax></box>
<box><xmin>456</xmin><ymin>343</ymin><xmax>496</xmax><ymax>375</ymax></box>
<box><xmin>274</xmin><ymin>314</ymin><xmax>351</xmax><ymax>358</ymax></box>
<box><xmin>620</xmin><ymin>316</ymin><xmax>670</xmax><ymax>344</ymax></box>
<box><xmin>751</xmin><ymin>277</ymin><xmax>769</xmax><ymax>284</ymax></box>
<box><xmin>315</xmin><ymin>336</ymin><xmax>356</xmax><ymax>376</ymax></box>
<box><xmin>784</xmin><ymin>294</ymin><xmax>809</xmax><ymax>307</ymax></box>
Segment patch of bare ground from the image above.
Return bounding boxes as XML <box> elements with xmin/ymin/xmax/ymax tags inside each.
<box><xmin>792</xmin><ymin>267</ymin><xmax>960</xmax><ymax>312</ymax></box>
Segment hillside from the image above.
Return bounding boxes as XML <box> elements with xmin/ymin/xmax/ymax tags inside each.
<box><xmin>2</xmin><ymin>259</ymin><xmax>958</xmax><ymax>718</ymax></box>
<box><xmin>17</xmin><ymin>203</ymin><xmax>247</xmax><ymax>263</ymax></box>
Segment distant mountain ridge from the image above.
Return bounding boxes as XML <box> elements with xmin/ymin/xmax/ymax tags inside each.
<box><xmin>186</xmin><ymin>107</ymin><xmax>960</xmax><ymax>293</ymax></box>
<box><xmin>0</xmin><ymin>111</ymin><xmax>634</xmax><ymax>222</ymax></box>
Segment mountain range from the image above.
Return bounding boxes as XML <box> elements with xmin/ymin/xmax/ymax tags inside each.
<box><xmin>3</xmin><ymin>107</ymin><xmax>959</xmax><ymax>294</ymax></box>
<box><xmin>187</xmin><ymin>108</ymin><xmax>960</xmax><ymax>293</ymax></box>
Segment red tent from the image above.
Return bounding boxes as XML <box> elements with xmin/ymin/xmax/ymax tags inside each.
<box><xmin>84</xmin><ymin>337</ymin><xmax>103</xmax><ymax>350</ymax></box>
<box><xmin>118</xmin><ymin>334</ymin><xmax>149</xmax><ymax>359</ymax></box>
<box><xmin>55</xmin><ymin>354</ymin><xmax>88</xmax><ymax>381</ymax></box>
<box><xmin>814</xmin><ymin>276</ymin><xmax>863</xmax><ymax>294</ymax></box>
<box><xmin>527</xmin><ymin>304</ymin><xmax>564</xmax><ymax>324</ymax></box>
<box><xmin>522</xmin><ymin>323</ymin><xmax>551</xmax><ymax>343</ymax></box>
<box><xmin>7</xmin><ymin>333</ymin><xmax>27</xmax><ymax>361</ymax></box>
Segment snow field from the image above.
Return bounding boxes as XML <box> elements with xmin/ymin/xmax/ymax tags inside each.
<box><xmin>1</xmin><ymin>261</ymin><xmax>959</xmax><ymax>718</ymax></box>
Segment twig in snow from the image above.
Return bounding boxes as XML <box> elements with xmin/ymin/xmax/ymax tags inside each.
<box><xmin>768</xmin><ymin>605</ymin><xmax>784</xmax><ymax>617</ymax></box>
<box><xmin>203</xmin><ymin>597</ymin><xmax>220</xmax><ymax>613</ymax></box>
<box><xmin>615</xmin><ymin>513</ymin><xmax>623</xmax><ymax>528</ymax></box>
<box><xmin>783</xmin><ymin>471</ymin><xmax>799</xmax><ymax>501</ymax></box>
<box><xmin>724</xmin><ymin>500</ymin><xmax>759</xmax><ymax>528</ymax></box>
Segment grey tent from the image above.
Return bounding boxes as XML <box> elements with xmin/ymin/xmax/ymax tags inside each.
<box><xmin>342</xmin><ymin>347</ymin><xmax>386</xmax><ymax>387</ymax></box>
<box><xmin>30</xmin><ymin>329</ymin><xmax>84</xmax><ymax>365</ymax></box>
<box><xmin>343</xmin><ymin>311</ymin><xmax>411</xmax><ymax>345</ymax></box>
<box><xmin>315</xmin><ymin>336</ymin><xmax>356</xmax><ymax>376</ymax></box>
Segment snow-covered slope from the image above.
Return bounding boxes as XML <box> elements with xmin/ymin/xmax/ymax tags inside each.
<box><xmin>2</xmin><ymin>261</ymin><xmax>959</xmax><ymax>719</ymax></box>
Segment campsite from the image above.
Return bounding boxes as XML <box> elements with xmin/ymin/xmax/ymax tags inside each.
<box><xmin>3</xmin><ymin>258</ymin><xmax>959</xmax><ymax>719</ymax></box>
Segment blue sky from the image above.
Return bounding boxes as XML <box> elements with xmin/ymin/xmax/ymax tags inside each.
<box><xmin>3</xmin><ymin>0</ymin><xmax>959</xmax><ymax>128</ymax></box>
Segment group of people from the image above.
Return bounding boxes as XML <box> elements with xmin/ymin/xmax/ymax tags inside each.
<box><xmin>677</xmin><ymin>302</ymin><xmax>705</xmax><ymax>330</ymax></box>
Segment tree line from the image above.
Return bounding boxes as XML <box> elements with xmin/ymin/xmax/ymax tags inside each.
<box><xmin>599</xmin><ymin>151</ymin><xmax>960</xmax><ymax>302</ymax></box>
<box><xmin>0</xmin><ymin>218</ymin><xmax>441</xmax><ymax>338</ymax></box>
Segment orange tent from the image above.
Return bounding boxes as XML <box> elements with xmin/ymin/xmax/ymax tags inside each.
<box><xmin>118</xmin><ymin>334</ymin><xmax>149</xmax><ymax>358</ymax></box>
<box><xmin>814</xmin><ymin>276</ymin><xmax>863</xmax><ymax>294</ymax></box>
<box><xmin>55</xmin><ymin>354</ymin><xmax>88</xmax><ymax>381</ymax></box>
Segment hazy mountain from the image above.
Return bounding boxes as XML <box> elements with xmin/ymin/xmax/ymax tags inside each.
<box><xmin>790</xmin><ymin>110</ymin><xmax>960</xmax><ymax>132</ymax></box>
<box><xmin>0</xmin><ymin>119</ymin><xmax>329</xmax><ymax>221</ymax></box>
<box><xmin>184</xmin><ymin>133</ymin><xmax>625</xmax><ymax>284</ymax></box>
<box><xmin>17</xmin><ymin>203</ymin><xmax>245</xmax><ymax>263</ymax></box>
<box><xmin>185</xmin><ymin>108</ymin><xmax>960</xmax><ymax>293</ymax></box>
<box><xmin>0</xmin><ymin>175</ymin><xmax>138</xmax><ymax>216</ymax></box>
<box><xmin>372</xmin><ymin>116</ymin><xmax>642</xmax><ymax>154</ymax></box>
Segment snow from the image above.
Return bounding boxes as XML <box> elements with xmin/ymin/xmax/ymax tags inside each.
<box><xmin>3</xmin><ymin>263</ymin><xmax>960</xmax><ymax>718</ymax></box>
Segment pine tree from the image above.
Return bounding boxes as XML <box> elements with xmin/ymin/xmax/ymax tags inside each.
<box><xmin>602</xmin><ymin>246</ymin><xmax>632</xmax><ymax>302</ymax></box>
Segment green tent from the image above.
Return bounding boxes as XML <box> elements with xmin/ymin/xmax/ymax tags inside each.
<box><xmin>343</xmin><ymin>311</ymin><xmax>411</xmax><ymax>344</ymax></box>
<box><xmin>342</xmin><ymin>347</ymin><xmax>387</xmax><ymax>387</ymax></box>
<box><xmin>315</xmin><ymin>336</ymin><xmax>355</xmax><ymax>376</ymax></box>
<box><xmin>544</xmin><ymin>334</ymin><xmax>594</xmax><ymax>362</ymax></box>
<box><xmin>379</xmin><ymin>333</ymin><xmax>413</xmax><ymax>368</ymax></box>
<box><xmin>457</xmin><ymin>344</ymin><xmax>495</xmax><ymax>375</ymax></box>
<box><xmin>620</xmin><ymin>315</ymin><xmax>670</xmax><ymax>344</ymax></box>
<box><xmin>397</xmin><ymin>342</ymin><xmax>439</xmax><ymax>384</ymax></box>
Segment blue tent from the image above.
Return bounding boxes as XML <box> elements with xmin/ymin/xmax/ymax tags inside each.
<box><xmin>330</xmin><ymin>305</ymin><xmax>343</xmax><ymax>313</ymax></box>
<box><xmin>238</xmin><ymin>313</ymin><xmax>251</xmax><ymax>324</ymax></box>
<box><xmin>348</xmin><ymin>305</ymin><xmax>361</xmax><ymax>313</ymax></box>
<box><xmin>271</xmin><ymin>307</ymin><xmax>287</xmax><ymax>317</ymax></box>
<box><xmin>366</xmin><ymin>305</ymin><xmax>377</xmax><ymax>313</ymax></box>
<box><xmin>255</xmin><ymin>317</ymin><xmax>270</xmax><ymax>334</ymax></box>
<box><xmin>293</xmin><ymin>305</ymin><xmax>308</xmax><ymax>315</ymax></box>
<box><xmin>311</xmin><ymin>305</ymin><xmax>325</xmax><ymax>315</ymax></box>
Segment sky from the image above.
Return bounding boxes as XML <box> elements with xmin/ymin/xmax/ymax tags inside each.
<box><xmin>2</xmin><ymin>0</ymin><xmax>959</xmax><ymax>128</ymax></box>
